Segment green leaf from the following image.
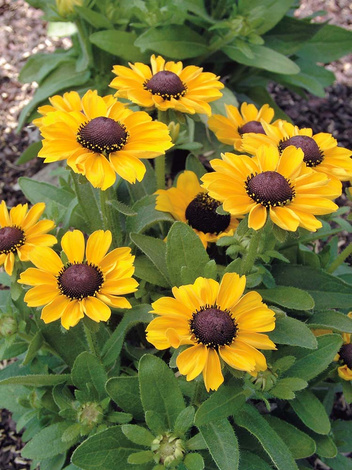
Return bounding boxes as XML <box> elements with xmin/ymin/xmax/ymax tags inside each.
<box><xmin>269</xmin><ymin>315</ymin><xmax>318</xmax><ymax>349</ymax></box>
<box><xmin>130</xmin><ymin>233</ymin><xmax>170</xmax><ymax>287</ymax></box>
<box><xmin>321</xmin><ymin>453</ymin><xmax>352</xmax><ymax>470</ymax></box>
<box><xmin>17</xmin><ymin>60</ymin><xmax>90</xmax><ymax>129</ymax></box>
<box><xmin>101</xmin><ymin>304</ymin><xmax>152</xmax><ymax>366</ymax></box>
<box><xmin>90</xmin><ymin>30</ymin><xmax>148</xmax><ymax>61</ymax></box>
<box><xmin>127</xmin><ymin>450</ymin><xmax>154</xmax><ymax>464</ymax></box>
<box><xmin>234</xmin><ymin>404</ymin><xmax>298</xmax><ymax>470</ymax></box>
<box><xmin>134</xmin><ymin>255</ymin><xmax>170</xmax><ymax>288</ymax></box>
<box><xmin>285</xmin><ymin>334</ymin><xmax>343</xmax><ymax>381</ymax></box>
<box><xmin>19</xmin><ymin>177</ymin><xmax>74</xmax><ymax>208</ymax></box>
<box><xmin>290</xmin><ymin>390</ymin><xmax>331</xmax><ymax>434</ymax></box>
<box><xmin>209</xmin><ymin>86</ymin><xmax>239</xmax><ymax>117</ymax></box>
<box><xmin>166</xmin><ymin>222</ymin><xmax>210</xmax><ymax>286</ymax></box>
<box><xmin>19</xmin><ymin>50</ymin><xmax>75</xmax><ymax>84</ymax></box>
<box><xmin>195</xmin><ymin>382</ymin><xmax>246</xmax><ymax>427</ymax></box>
<box><xmin>264</xmin><ymin>415</ymin><xmax>316</xmax><ymax>458</ymax></box>
<box><xmin>22</xmin><ymin>331</ymin><xmax>44</xmax><ymax>366</ymax></box>
<box><xmin>71</xmin><ymin>426</ymin><xmax>140</xmax><ymax>470</ymax></box>
<box><xmin>0</xmin><ymin>374</ymin><xmax>70</xmax><ymax>387</ymax></box>
<box><xmin>270</xmin><ymin>377</ymin><xmax>308</xmax><ymax>400</ymax></box>
<box><xmin>134</xmin><ymin>25</ymin><xmax>208</xmax><ymax>59</ymax></box>
<box><xmin>174</xmin><ymin>406</ymin><xmax>195</xmax><ymax>436</ymax></box>
<box><xmin>107</xmin><ymin>199</ymin><xmax>137</xmax><ymax>216</ymax></box>
<box><xmin>16</xmin><ymin>141</ymin><xmax>42</xmax><ymax>164</ymax></box>
<box><xmin>223</xmin><ymin>44</ymin><xmax>300</xmax><ymax>75</ymax></box>
<box><xmin>238</xmin><ymin>451</ymin><xmax>272</xmax><ymax>470</ymax></box>
<box><xmin>39</xmin><ymin>453</ymin><xmax>67</xmax><ymax>470</ymax></box>
<box><xmin>184</xmin><ymin>452</ymin><xmax>205</xmax><ymax>470</ymax></box>
<box><xmin>256</xmin><ymin>286</ymin><xmax>314</xmax><ymax>311</ymax></box>
<box><xmin>139</xmin><ymin>354</ymin><xmax>185</xmax><ymax>433</ymax></box>
<box><xmin>185</xmin><ymin>154</ymin><xmax>207</xmax><ymax>179</ymax></box>
<box><xmin>307</xmin><ymin>310</ymin><xmax>352</xmax><ymax>333</ymax></box>
<box><xmin>126</xmin><ymin>195</ymin><xmax>173</xmax><ymax>233</ymax></box>
<box><xmin>106</xmin><ymin>376</ymin><xmax>144</xmax><ymax>421</ymax></box>
<box><xmin>71</xmin><ymin>352</ymin><xmax>108</xmax><ymax>400</ymax></box>
<box><xmin>22</xmin><ymin>422</ymin><xmax>79</xmax><ymax>460</ymax></box>
<box><xmin>313</xmin><ymin>434</ymin><xmax>338</xmax><ymax>458</ymax></box>
<box><xmin>199</xmin><ymin>418</ymin><xmax>239</xmax><ymax>470</ymax></box>
<box><xmin>238</xmin><ymin>0</ymin><xmax>296</xmax><ymax>35</ymax></box>
<box><xmin>271</xmin><ymin>265</ymin><xmax>352</xmax><ymax>310</ymax></box>
<box><xmin>332</xmin><ymin>420</ymin><xmax>352</xmax><ymax>453</ymax></box>
<box><xmin>76</xmin><ymin>6</ymin><xmax>112</xmax><ymax>29</ymax></box>
<box><xmin>342</xmin><ymin>379</ymin><xmax>352</xmax><ymax>404</ymax></box>
<box><xmin>297</xmin><ymin>23</ymin><xmax>352</xmax><ymax>63</ymax></box>
<box><xmin>121</xmin><ymin>424</ymin><xmax>155</xmax><ymax>446</ymax></box>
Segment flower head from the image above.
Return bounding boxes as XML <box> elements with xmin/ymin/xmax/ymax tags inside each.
<box><xmin>109</xmin><ymin>55</ymin><xmax>224</xmax><ymax>116</ymax></box>
<box><xmin>241</xmin><ymin>120</ymin><xmax>352</xmax><ymax>183</ymax></box>
<box><xmin>0</xmin><ymin>201</ymin><xmax>56</xmax><ymax>276</ymax></box>
<box><xmin>201</xmin><ymin>145</ymin><xmax>340</xmax><ymax>232</ymax></box>
<box><xmin>155</xmin><ymin>171</ymin><xmax>238</xmax><ymax>248</ymax></box>
<box><xmin>208</xmin><ymin>103</ymin><xmax>277</xmax><ymax>150</ymax></box>
<box><xmin>19</xmin><ymin>230</ymin><xmax>138</xmax><ymax>329</ymax></box>
<box><xmin>146</xmin><ymin>273</ymin><xmax>276</xmax><ymax>391</ymax></box>
<box><xmin>36</xmin><ymin>90</ymin><xmax>173</xmax><ymax>190</ymax></box>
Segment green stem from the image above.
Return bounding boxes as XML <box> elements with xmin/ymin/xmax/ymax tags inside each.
<box><xmin>100</xmin><ymin>186</ymin><xmax>122</xmax><ymax>248</ymax></box>
<box><xmin>155</xmin><ymin>155</ymin><xmax>166</xmax><ymax>190</ymax></box>
<box><xmin>239</xmin><ymin>229</ymin><xmax>262</xmax><ymax>276</ymax></box>
<box><xmin>83</xmin><ymin>320</ymin><xmax>99</xmax><ymax>357</ymax></box>
<box><xmin>327</xmin><ymin>243</ymin><xmax>352</xmax><ymax>274</ymax></box>
<box><xmin>75</xmin><ymin>18</ymin><xmax>94</xmax><ymax>70</ymax></box>
<box><xmin>192</xmin><ymin>380</ymin><xmax>205</xmax><ymax>407</ymax></box>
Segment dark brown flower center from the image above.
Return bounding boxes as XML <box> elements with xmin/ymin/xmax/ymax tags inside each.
<box><xmin>144</xmin><ymin>71</ymin><xmax>187</xmax><ymax>100</ymax></box>
<box><xmin>77</xmin><ymin>117</ymin><xmax>128</xmax><ymax>154</ymax></box>
<box><xmin>339</xmin><ymin>344</ymin><xmax>352</xmax><ymax>369</ymax></box>
<box><xmin>0</xmin><ymin>226</ymin><xmax>25</xmax><ymax>254</ymax></box>
<box><xmin>279</xmin><ymin>135</ymin><xmax>324</xmax><ymax>167</ymax></box>
<box><xmin>190</xmin><ymin>306</ymin><xmax>237</xmax><ymax>349</ymax></box>
<box><xmin>246</xmin><ymin>171</ymin><xmax>295</xmax><ymax>207</ymax></box>
<box><xmin>58</xmin><ymin>263</ymin><xmax>104</xmax><ymax>300</ymax></box>
<box><xmin>185</xmin><ymin>192</ymin><xmax>230</xmax><ymax>235</ymax></box>
<box><xmin>238</xmin><ymin>120</ymin><xmax>265</xmax><ymax>135</ymax></box>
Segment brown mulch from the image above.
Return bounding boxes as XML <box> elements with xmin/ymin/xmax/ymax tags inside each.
<box><xmin>0</xmin><ymin>0</ymin><xmax>351</xmax><ymax>469</ymax></box>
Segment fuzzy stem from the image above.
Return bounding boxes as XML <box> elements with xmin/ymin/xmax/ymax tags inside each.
<box><xmin>327</xmin><ymin>243</ymin><xmax>352</xmax><ymax>274</ymax></box>
<box><xmin>239</xmin><ymin>228</ymin><xmax>262</xmax><ymax>275</ymax></box>
<box><xmin>99</xmin><ymin>186</ymin><xmax>122</xmax><ymax>248</ymax></box>
<box><xmin>83</xmin><ymin>320</ymin><xmax>99</xmax><ymax>357</ymax></box>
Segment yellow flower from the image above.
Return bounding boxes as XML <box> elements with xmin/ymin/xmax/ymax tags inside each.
<box><xmin>146</xmin><ymin>273</ymin><xmax>276</xmax><ymax>391</ymax></box>
<box><xmin>0</xmin><ymin>201</ymin><xmax>56</xmax><ymax>276</ymax></box>
<box><xmin>36</xmin><ymin>90</ymin><xmax>173</xmax><ymax>190</ymax></box>
<box><xmin>241</xmin><ymin>120</ymin><xmax>352</xmax><ymax>184</ymax></box>
<box><xmin>155</xmin><ymin>171</ymin><xmax>238</xmax><ymax>248</ymax></box>
<box><xmin>337</xmin><ymin>313</ymin><xmax>352</xmax><ymax>381</ymax></box>
<box><xmin>33</xmin><ymin>91</ymin><xmax>115</xmax><ymax>130</ymax></box>
<box><xmin>19</xmin><ymin>230</ymin><xmax>138</xmax><ymax>329</ymax></box>
<box><xmin>201</xmin><ymin>145</ymin><xmax>340</xmax><ymax>232</ymax></box>
<box><xmin>56</xmin><ymin>0</ymin><xmax>83</xmax><ymax>17</ymax></box>
<box><xmin>109</xmin><ymin>55</ymin><xmax>224</xmax><ymax>116</ymax></box>
<box><xmin>208</xmin><ymin>103</ymin><xmax>277</xmax><ymax>151</ymax></box>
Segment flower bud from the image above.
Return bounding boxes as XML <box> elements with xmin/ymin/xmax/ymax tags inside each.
<box><xmin>0</xmin><ymin>315</ymin><xmax>18</xmax><ymax>338</ymax></box>
<box><xmin>56</xmin><ymin>0</ymin><xmax>83</xmax><ymax>17</ymax></box>
<box><xmin>77</xmin><ymin>402</ymin><xmax>103</xmax><ymax>432</ymax></box>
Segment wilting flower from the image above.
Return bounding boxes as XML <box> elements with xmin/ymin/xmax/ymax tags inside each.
<box><xmin>201</xmin><ymin>145</ymin><xmax>340</xmax><ymax>232</ymax></box>
<box><xmin>0</xmin><ymin>201</ymin><xmax>56</xmax><ymax>276</ymax></box>
<box><xmin>208</xmin><ymin>103</ymin><xmax>277</xmax><ymax>151</ymax></box>
<box><xmin>109</xmin><ymin>54</ymin><xmax>224</xmax><ymax>116</ymax></box>
<box><xmin>241</xmin><ymin>120</ymin><xmax>352</xmax><ymax>183</ymax></box>
<box><xmin>36</xmin><ymin>90</ymin><xmax>173</xmax><ymax>189</ymax></box>
<box><xmin>19</xmin><ymin>230</ymin><xmax>138</xmax><ymax>329</ymax></box>
<box><xmin>56</xmin><ymin>0</ymin><xmax>83</xmax><ymax>17</ymax></box>
<box><xmin>33</xmin><ymin>91</ymin><xmax>115</xmax><ymax>130</ymax></box>
<box><xmin>155</xmin><ymin>170</ymin><xmax>238</xmax><ymax>248</ymax></box>
<box><xmin>146</xmin><ymin>273</ymin><xmax>276</xmax><ymax>391</ymax></box>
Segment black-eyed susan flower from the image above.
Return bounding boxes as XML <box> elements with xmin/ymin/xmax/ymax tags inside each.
<box><xmin>19</xmin><ymin>230</ymin><xmax>138</xmax><ymax>330</ymax></box>
<box><xmin>33</xmin><ymin>91</ymin><xmax>115</xmax><ymax>130</ymax></box>
<box><xmin>0</xmin><ymin>201</ymin><xmax>56</xmax><ymax>276</ymax></box>
<box><xmin>207</xmin><ymin>102</ymin><xmax>277</xmax><ymax>151</ymax></box>
<box><xmin>36</xmin><ymin>90</ymin><xmax>173</xmax><ymax>190</ymax></box>
<box><xmin>109</xmin><ymin>55</ymin><xmax>224</xmax><ymax>116</ymax></box>
<box><xmin>241</xmin><ymin>120</ymin><xmax>352</xmax><ymax>183</ymax></box>
<box><xmin>146</xmin><ymin>273</ymin><xmax>276</xmax><ymax>391</ymax></box>
<box><xmin>201</xmin><ymin>145</ymin><xmax>340</xmax><ymax>232</ymax></box>
<box><xmin>155</xmin><ymin>170</ymin><xmax>238</xmax><ymax>248</ymax></box>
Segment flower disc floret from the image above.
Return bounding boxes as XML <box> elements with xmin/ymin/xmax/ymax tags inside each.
<box><xmin>19</xmin><ymin>229</ymin><xmax>139</xmax><ymax>329</ymax></box>
<box><xmin>155</xmin><ymin>170</ymin><xmax>237</xmax><ymax>248</ymax></box>
<box><xmin>0</xmin><ymin>201</ymin><xmax>56</xmax><ymax>276</ymax></box>
<box><xmin>146</xmin><ymin>273</ymin><xmax>276</xmax><ymax>391</ymax></box>
<box><xmin>110</xmin><ymin>54</ymin><xmax>224</xmax><ymax>116</ymax></box>
<box><xmin>279</xmin><ymin>135</ymin><xmax>323</xmax><ymax>167</ymax></box>
<box><xmin>36</xmin><ymin>89</ymin><xmax>173</xmax><ymax>190</ymax></box>
<box><xmin>201</xmin><ymin>145</ymin><xmax>340</xmax><ymax>232</ymax></box>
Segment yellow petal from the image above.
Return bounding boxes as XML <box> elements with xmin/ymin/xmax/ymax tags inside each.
<box><xmin>236</xmin><ymin>331</ymin><xmax>276</xmax><ymax>350</ymax></box>
<box><xmin>203</xmin><ymin>348</ymin><xmax>224</xmax><ymax>391</ymax></box>
<box><xmin>219</xmin><ymin>344</ymin><xmax>256</xmax><ymax>371</ymax></box>
<box><xmin>172</xmin><ymin>282</ymin><xmax>203</xmax><ymax>312</ymax></box>
<box><xmin>177</xmin><ymin>344</ymin><xmax>208</xmax><ymax>381</ymax></box>
<box><xmin>248</xmin><ymin>204</ymin><xmax>267</xmax><ymax>230</ymax></box>
<box><xmin>41</xmin><ymin>295</ymin><xmax>71</xmax><ymax>324</ymax></box>
<box><xmin>86</xmin><ymin>230</ymin><xmax>112</xmax><ymax>266</ymax></box>
<box><xmin>101</xmin><ymin>278</ymin><xmax>139</xmax><ymax>296</ymax></box>
<box><xmin>110</xmin><ymin>152</ymin><xmax>146</xmax><ymax>183</ymax></box>
<box><xmin>269</xmin><ymin>206</ymin><xmax>300</xmax><ymax>231</ymax></box>
<box><xmin>217</xmin><ymin>272</ymin><xmax>246</xmax><ymax>310</ymax></box>
<box><xmin>61</xmin><ymin>230</ymin><xmax>85</xmax><ymax>263</ymax></box>
<box><xmin>24</xmin><ymin>285</ymin><xmax>59</xmax><ymax>307</ymax></box>
<box><xmin>150</xmin><ymin>296</ymin><xmax>192</xmax><ymax>318</ymax></box>
<box><xmin>96</xmin><ymin>292</ymin><xmax>132</xmax><ymax>310</ymax></box>
<box><xmin>193</xmin><ymin>277</ymin><xmax>219</xmax><ymax>307</ymax></box>
<box><xmin>19</xmin><ymin>268</ymin><xmax>57</xmax><ymax>286</ymax></box>
<box><xmin>22</xmin><ymin>202</ymin><xmax>45</xmax><ymax>230</ymax></box>
<box><xmin>28</xmin><ymin>246</ymin><xmax>63</xmax><ymax>274</ymax></box>
<box><xmin>61</xmin><ymin>300</ymin><xmax>84</xmax><ymax>329</ymax></box>
<box><xmin>4</xmin><ymin>252</ymin><xmax>14</xmax><ymax>276</ymax></box>
<box><xmin>82</xmin><ymin>296</ymin><xmax>111</xmax><ymax>322</ymax></box>
<box><xmin>0</xmin><ymin>201</ymin><xmax>10</xmax><ymax>226</ymax></box>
